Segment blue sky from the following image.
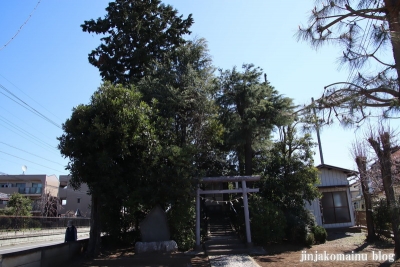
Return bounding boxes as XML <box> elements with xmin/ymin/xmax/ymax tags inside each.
<box><xmin>0</xmin><ymin>0</ymin><xmax>395</xmax><ymax>178</ymax></box>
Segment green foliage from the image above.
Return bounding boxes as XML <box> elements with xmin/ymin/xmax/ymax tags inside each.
<box><xmin>284</xmin><ymin>207</ymin><xmax>316</xmax><ymax>244</ymax></box>
<box><xmin>7</xmin><ymin>193</ymin><xmax>32</xmax><ymax>217</ymax></box>
<box><xmin>312</xmin><ymin>225</ymin><xmax>327</xmax><ymax>244</ymax></box>
<box><xmin>305</xmin><ymin>233</ymin><xmax>315</xmax><ymax>247</ymax></box>
<box><xmin>258</xmin><ymin>124</ymin><xmax>320</xmax><ymax>245</ymax></box>
<box><xmin>138</xmin><ymin>38</ymin><xmax>226</xmax><ymax>177</ymax></box>
<box><xmin>249</xmin><ymin>195</ymin><xmax>286</xmax><ymax>244</ymax></box>
<box><xmin>81</xmin><ymin>0</ymin><xmax>193</xmax><ymax>85</ymax></box>
<box><xmin>373</xmin><ymin>198</ymin><xmax>392</xmax><ymax>236</ymax></box>
<box><xmin>167</xmin><ymin>199</ymin><xmax>195</xmax><ymax>251</ymax></box>
<box><xmin>298</xmin><ymin>0</ymin><xmax>400</xmax><ymax>124</ymax></box>
<box><xmin>0</xmin><ymin>208</ymin><xmax>13</xmax><ymax>216</ymax></box>
<box><xmin>260</xmin><ymin>124</ymin><xmax>320</xmax><ymax>211</ymax></box>
<box><xmin>215</xmin><ymin>64</ymin><xmax>293</xmax><ymax>175</ymax></box>
<box><xmin>58</xmin><ymin>82</ymin><xmax>158</xmax><ymax>254</ymax></box>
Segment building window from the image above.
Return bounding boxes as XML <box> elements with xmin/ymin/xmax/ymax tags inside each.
<box><xmin>31</xmin><ymin>183</ymin><xmax>43</xmax><ymax>194</ymax></box>
<box><xmin>77</xmin><ymin>198</ymin><xmax>80</xmax><ymax>204</ymax></box>
<box><xmin>16</xmin><ymin>183</ymin><xmax>26</xmax><ymax>188</ymax></box>
<box><xmin>62</xmin><ymin>199</ymin><xmax>67</xmax><ymax>205</ymax></box>
<box><xmin>321</xmin><ymin>191</ymin><xmax>351</xmax><ymax>224</ymax></box>
<box><xmin>0</xmin><ymin>183</ymin><xmax>13</xmax><ymax>188</ymax></box>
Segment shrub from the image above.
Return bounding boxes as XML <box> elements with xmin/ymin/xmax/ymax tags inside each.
<box><xmin>249</xmin><ymin>196</ymin><xmax>286</xmax><ymax>244</ymax></box>
<box><xmin>167</xmin><ymin>199</ymin><xmax>195</xmax><ymax>251</ymax></box>
<box><xmin>285</xmin><ymin>207</ymin><xmax>316</xmax><ymax>245</ymax></box>
<box><xmin>312</xmin><ymin>225</ymin><xmax>327</xmax><ymax>244</ymax></box>
<box><xmin>305</xmin><ymin>233</ymin><xmax>315</xmax><ymax>247</ymax></box>
<box><xmin>373</xmin><ymin>198</ymin><xmax>392</xmax><ymax>237</ymax></box>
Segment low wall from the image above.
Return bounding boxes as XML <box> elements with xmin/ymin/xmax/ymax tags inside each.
<box><xmin>0</xmin><ymin>239</ymin><xmax>87</xmax><ymax>267</ymax></box>
<box><xmin>0</xmin><ymin>228</ymin><xmax>90</xmax><ymax>247</ymax></box>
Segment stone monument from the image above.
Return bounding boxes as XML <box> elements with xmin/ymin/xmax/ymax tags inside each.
<box><xmin>135</xmin><ymin>205</ymin><xmax>178</xmax><ymax>253</ymax></box>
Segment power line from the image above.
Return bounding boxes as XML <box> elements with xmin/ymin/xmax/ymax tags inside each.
<box><xmin>0</xmin><ymin>105</ymin><xmax>57</xmax><ymax>142</ymax></box>
<box><xmin>0</xmin><ymin>0</ymin><xmax>42</xmax><ymax>51</ymax></box>
<box><xmin>0</xmin><ymin>121</ymin><xmax>57</xmax><ymax>155</ymax></box>
<box><xmin>0</xmin><ymin>151</ymin><xmax>67</xmax><ymax>174</ymax></box>
<box><xmin>0</xmin><ymin>83</ymin><xmax>61</xmax><ymax>129</ymax></box>
<box><xmin>0</xmin><ymin>142</ymin><xmax>64</xmax><ymax>167</ymax></box>
<box><xmin>0</xmin><ymin>158</ymin><xmax>50</xmax><ymax>176</ymax></box>
<box><xmin>0</xmin><ymin>115</ymin><xmax>58</xmax><ymax>153</ymax></box>
<box><xmin>345</xmin><ymin>3</ymin><xmax>374</xmax><ymax>84</ymax></box>
<box><xmin>0</xmin><ymin>73</ymin><xmax>63</xmax><ymax>121</ymax></box>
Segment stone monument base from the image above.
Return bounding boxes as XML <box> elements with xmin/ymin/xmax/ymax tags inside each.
<box><xmin>135</xmin><ymin>240</ymin><xmax>178</xmax><ymax>254</ymax></box>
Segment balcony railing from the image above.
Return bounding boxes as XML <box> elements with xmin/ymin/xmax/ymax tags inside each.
<box><xmin>18</xmin><ymin>187</ymin><xmax>42</xmax><ymax>194</ymax></box>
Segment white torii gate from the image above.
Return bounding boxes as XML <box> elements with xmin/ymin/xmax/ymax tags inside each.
<box><xmin>195</xmin><ymin>176</ymin><xmax>260</xmax><ymax>248</ymax></box>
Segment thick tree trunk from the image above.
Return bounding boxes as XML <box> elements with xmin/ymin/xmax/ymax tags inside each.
<box><xmin>384</xmin><ymin>0</ymin><xmax>400</xmax><ymax>92</ymax></box>
<box><xmin>368</xmin><ymin>132</ymin><xmax>400</xmax><ymax>259</ymax></box>
<box><xmin>355</xmin><ymin>156</ymin><xmax>376</xmax><ymax>241</ymax></box>
<box><xmin>87</xmin><ymin>193</ymin><xmax>102</xmax><ymax>256</ymax></box>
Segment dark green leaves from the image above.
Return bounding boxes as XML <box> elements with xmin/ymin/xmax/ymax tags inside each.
<box><xmin>81</xmin><ymin>0</ymin><xmax>193</xmax><ymax>85</ymax></box>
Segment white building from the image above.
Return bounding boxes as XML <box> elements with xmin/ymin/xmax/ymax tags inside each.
<box><xmin>306</xmin><ymin>164</ymin><xmax>356</xmax><ymax>228</ymax></box>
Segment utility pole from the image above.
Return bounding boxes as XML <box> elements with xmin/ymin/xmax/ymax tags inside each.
<box><xmin>312</xmin><ymin>97</ymin><xmax>324</xmax><ymax>164</ymax></box>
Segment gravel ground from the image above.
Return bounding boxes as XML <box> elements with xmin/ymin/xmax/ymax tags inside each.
<box><xmin>209</xmin><ymin>254</ymin><xmax>260</xmax><ymax>267</ymax></box>
<box><xmin>252</xmin><ymin>231</ymin><xmax>400</xmax><ymax>267</ymax></box>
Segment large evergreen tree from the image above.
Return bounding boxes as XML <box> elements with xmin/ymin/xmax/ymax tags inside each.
<box><xmin>58</xmin><ymin>82</ymin><xmax>158</xmax><ymax>256</ymax></box>
<box><xmin>138</xmin><ymin>38</ymin><xmax>225</xmax><ymax>176</ymax></box>
<box><xmin>215</xmin><ymin>64</ymin><xmax>293</xmax><ymax>175</ymax></box>
<box><xmin>298</xmin><ymin>0</ymin><xmax>400</xmax><ymax>124</ymax></box>
<box><xmin>81</xmin><ymin>0</ymin><xmax>193</xmax><ymax>85</ymax></box>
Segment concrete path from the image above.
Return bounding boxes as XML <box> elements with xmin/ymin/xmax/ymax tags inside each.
<box><xmin>209</xmin><ymin>254</ymin><xmax>260</xmax><ymax>267</ymax></box>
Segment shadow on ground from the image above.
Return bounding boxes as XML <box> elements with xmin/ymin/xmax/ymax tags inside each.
<box><xmin>68</xmin><ymin>247</ymin><xmax>210</xmax><ymax>267</ymax></box>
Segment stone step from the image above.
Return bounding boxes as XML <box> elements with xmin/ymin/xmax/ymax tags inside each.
<box><xmin>205</xmin><ymin>247</ymin><xmax>250</xmax><ymax>255</ymax></box>
<box><xmin>209</xmin><ymin>233</ymin><xmax>236</xmax><ymax>237</ymax></box>
<box><xmin>206</xmin><ymin>243</ymin><xmax>247</xmax><ymax>250</ymax></box>
<box><xmin>205</xmin><ymin>237</ymin><xmax>243</xmax><ymax>245</ymax></box>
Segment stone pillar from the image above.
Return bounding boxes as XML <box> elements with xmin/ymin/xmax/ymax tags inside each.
<box><xmin>242</xmin><ymin>180</ymin><xmax>252</xmax><ymax>246</ymax></box>
<box><xmin>195</xmin><ymin>187</ymin><xmax>201</xmax><ymax>249</ymax></box>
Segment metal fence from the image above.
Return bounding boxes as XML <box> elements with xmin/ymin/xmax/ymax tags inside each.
<box><xmin>0</xmin><ymin>216</ymin><xmax>90</xmax><ymax>231</ymax></box>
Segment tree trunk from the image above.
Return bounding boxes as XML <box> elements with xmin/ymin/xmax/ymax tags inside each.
<box><xmin>244</xmin><ymin>134</ymin><xmax>253</xmax><ymax>176</ymax></box>
<box><xmin>355</xmin><ymin>156</ymin><xmax>376</xmax><ymax>241</ymax></box>
<box><xmin>368</xmin><ymin>132</ymin><xmax>400</xmax><ymax>259</ymax></box>
<box><xmin>384</xmin><ymin>0</ymin><xmax>400</xmax><ymax>92</ymax></box>
<box><xmin>87</xmin><ymin>193</ymin><xmax>102</xmax><ymax>256</ymax></box>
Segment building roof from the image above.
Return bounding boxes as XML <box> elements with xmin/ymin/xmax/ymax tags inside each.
<box><xmin>316</xmin><ymin>164</ymin><xmax>357</xmax><ymax>177</ymax></box>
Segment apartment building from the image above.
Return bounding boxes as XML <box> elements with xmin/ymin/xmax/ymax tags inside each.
<box><xmin>0</xmin><ymin>174</ymin><xmax>59</xmax><ymax>215</ymax></box>
<box><xmin>58</xmin><ymin>175</ymin><xmax>91</xmax><ymax>217</ymax></box>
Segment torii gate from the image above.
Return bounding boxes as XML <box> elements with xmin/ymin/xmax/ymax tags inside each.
<box><xmin>195</xmin><ymin>175</ymin><xmax>261</xmax><ymax>248</ymax></box>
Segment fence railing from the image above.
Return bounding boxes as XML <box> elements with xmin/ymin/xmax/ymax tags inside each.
<box><xmin>0</xmin><ymin>216</ymin><xmax>90</xmax><ymax>231</ymax></box>
<box><xmin>18</xmin><ymin>187</ymin><xmax>42</xmax><ymax>194</ymax></box>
